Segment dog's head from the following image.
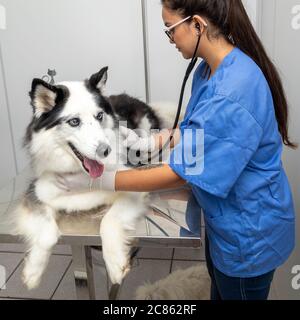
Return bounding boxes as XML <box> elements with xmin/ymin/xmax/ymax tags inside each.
<box><xmin>25</xmin><ymin>67</ymin><xmax>120</xmax><ymax>177</ymax></box>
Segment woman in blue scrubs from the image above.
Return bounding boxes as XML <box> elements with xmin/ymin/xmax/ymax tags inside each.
<box><xmin>60</xmin><ymin>0</ymin><xmax>296</xmax><ymax>300</ymax></box>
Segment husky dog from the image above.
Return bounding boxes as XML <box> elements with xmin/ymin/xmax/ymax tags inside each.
<box><xmin>14</xmin><ymin>67</ymin><xmax>170</xmax><ymax>289</ymax></box>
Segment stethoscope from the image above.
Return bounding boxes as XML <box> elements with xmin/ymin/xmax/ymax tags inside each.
<box><xmin>148</xmin><ymin>30</ymin><xmax>202</xmax><ymax>162</ymax></box>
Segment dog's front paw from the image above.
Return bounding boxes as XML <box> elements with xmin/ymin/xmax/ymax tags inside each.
<box><xmin>22</xmin><ymin>263</ymin><xmax>42</xmax><ymax>290</ymax></box>
<box><xmin>100</xmin><ymin>217</ymin><xmax>132</xmax><ymax>284</ymax></box>
<box><xmin>103</xmin><ymin>249</ymin><xmax>131</xmax><ymax>284</ymax></box>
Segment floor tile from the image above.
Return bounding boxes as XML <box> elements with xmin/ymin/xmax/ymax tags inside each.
<box><xmin>52</xmin><ymin>245</ymin><xmax>72</xmax><ymax>255</ymax></box>
<box><xmin>91</xmin><ymin>249</ymin><xmax>172</xmax><ymax>300</ymax></box>
<box><xmin>268</xmin><ymin>281</ymin><xmax>279</xmax><ymax>300</ymax></box>
<box><xmin>51</xmin><ymin>262</ymin><xmax>76</xmax><ymax>300</ymax></box>
<box><xmin>55</xmin><ymin>257</ymin><xmax>173</xmax><ymax>301</ymax></box>
<box><xmin>0</xmin><ymin>244</ymin><xmax>26</xmax><ymax>253</ymax></box>
<box><xmin>117</xmin><ymin>259</ymin><xmax>171</xmax><ymax>300</ymax></box>
<box><xmin>0</xmin><ymin>255</ymin><xmax>71</xmax><ymax>299</ymax></box>
<box><xmin>0</xmin><ymin>252</ymin><xmax>24</xmax><ymax>289</ymax></box>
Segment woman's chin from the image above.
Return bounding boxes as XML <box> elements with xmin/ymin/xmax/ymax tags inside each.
<box><xmin>178</xmin><ymin>49</ymin><xmax>192</xmax><ymax>59</ymax></box>
<box><xmin>181</xmin><ymin>52</ymin><xmax>192</xmax><ymax>60</ymax></box>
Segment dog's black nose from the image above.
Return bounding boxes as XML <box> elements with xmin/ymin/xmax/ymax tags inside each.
<box><xmin>96</xmin><ymin>143</ymin><xmax>111</xmax><ymax>158</ymax></box>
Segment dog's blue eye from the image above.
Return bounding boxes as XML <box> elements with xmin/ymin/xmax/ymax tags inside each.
<box><xmin>96</xmin><ymin>112</ymin><xmax>104</xmax><ymax>121</ymax></box>
<box><xmin>67</xmin><ymin>118</ymin><xmax>81</xmax><ymax>127</ymax></box>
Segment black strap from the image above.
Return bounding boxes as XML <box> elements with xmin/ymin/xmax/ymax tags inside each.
<box><xmin>147</xmin><ymin>34</ymin><xmax>202</xmax><ymax>163</ymax></box>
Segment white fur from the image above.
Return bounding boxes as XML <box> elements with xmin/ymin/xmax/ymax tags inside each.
<box><xmin>16</xmin><ymin>203</ymin><xmax>60</xmax><ymax>289</ymax></box>
<box><xmin>14</xmin><ymin>80</ymin><xmax>153</xmax><ymax>289</ymax></box>
<box><xmin>135</xmin><ymin>265</ymin><xmax>211</xmax><ymax>300</ymax></box>
<box><xmin>150</xmin><ymin>101</ymin><xmax>184</xmax><ymax>129</ymax></box>
<box><xmin>33</xmin><ymin>85</ymin><xmax>57</xmax><ymax>118</ymax></box>
<box><xmin>139</xmin><ymin>116</ymin><xmax>152</xmax><ymax>132</ymax></box>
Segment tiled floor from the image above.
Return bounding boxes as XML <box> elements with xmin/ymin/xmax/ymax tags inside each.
<box><xmin>0</xmin><ymin>244</ymin><xmax>207</xmax><ymax>300</ymax></box>
<box><xmin>0</xmin><ymin>243</ymin><xmax>278</xmax><ymax>300</ymax></box>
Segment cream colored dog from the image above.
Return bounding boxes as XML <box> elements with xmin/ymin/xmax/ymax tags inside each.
<box><xmin>135</xmin><ymin>264</ymin><xmax>211</xmax><ymax>300</ymax></box>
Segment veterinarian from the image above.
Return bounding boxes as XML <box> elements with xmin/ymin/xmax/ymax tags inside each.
<box><xmin>59</xmin><ymin>0</ymin><xmax>296</xmax><ymax>300</ymax></box>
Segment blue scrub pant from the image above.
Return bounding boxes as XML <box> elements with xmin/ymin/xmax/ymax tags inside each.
<box><xmin>205</xmin><ymin>233</ymin><xmax>275</xmax><ymax>300</ymax></box>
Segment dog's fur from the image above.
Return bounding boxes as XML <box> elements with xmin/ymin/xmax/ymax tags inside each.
<box><xmin>135</xmin><ymin>265</ymin><xmax>211</xmax><ymax>300</ymax></box>
<box><xmin>13</xmin><ymin>67</ymin><xmax>174</xmax><ymax>289</ymax></box>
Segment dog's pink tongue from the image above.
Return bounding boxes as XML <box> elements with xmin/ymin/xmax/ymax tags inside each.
<box><xmin>83</xmin><ymin>158</ymin><xmax>104</xmax><ymax>179</ymax></box>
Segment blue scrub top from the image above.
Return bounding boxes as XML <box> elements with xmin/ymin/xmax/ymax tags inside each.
<box><xmin>169</xmin><ymin>47</ymin><xmax>295</xmax><ymax>277</ymax></box>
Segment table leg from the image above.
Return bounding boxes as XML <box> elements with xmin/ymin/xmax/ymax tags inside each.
<box><xmin>91</xmin><ymin>246</ymin><xmax>123</xmax><ymax>300</ymax></box>
<box><xmin>72</xmin><ymin>245</ymin><xmax>140</xmax><ymax>300</ymax></box>
<box><xmin>71</xmin><ymin>245</ymin><xmax>95</xmax><ymax>300</ymax></box>
<box><xmin>84</xmin><ymin>246</ymin><xmax>96</xmax><ymax>300</ymax></box>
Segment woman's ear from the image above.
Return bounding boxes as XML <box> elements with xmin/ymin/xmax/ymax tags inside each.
<box><xmin>193</xmin><ymin>15</ymin><xmax>208</xmax><ymax>34</ymax></box>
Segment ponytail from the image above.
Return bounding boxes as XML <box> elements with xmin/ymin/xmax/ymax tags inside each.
<box><xmin>161</xmin><ymin>0</ymin><xmax>297</xmax><ymax>148</ymax></box>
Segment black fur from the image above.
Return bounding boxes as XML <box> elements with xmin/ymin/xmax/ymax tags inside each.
<box><xmin>24</xmin><ymin>84</ymin><xmax>70</xmax><ymax>147</ymax></box>
<box><xmin>24</xmin><ymin>69</ymin><xmax>163</xmax><ymax>150</ymax></box>
<box><xmin>84</xmin><ymin>79</ymin><xmax>117</xmax><ymax>119</ymax></box>
<box><xmin>88</xmin><ymin>66</ymin><xmax>108</xmax><ymax>90</ymax></box>
<box><xmin>84</xmin><ymin>67</ymin><xmax>116</xmax><ymax>119</ymax></box>
<box><xmin>108</xmin><ymin>94</ymin><xmax>162</xmax><ymax>130</ymax></box>
<box><xmin>29</xmin><ymin>79</ymin><xmax>67</xmax><ymax>114</ymax></box>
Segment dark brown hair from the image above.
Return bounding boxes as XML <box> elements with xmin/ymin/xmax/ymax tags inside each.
<box><xmin>162</xmin><ymin>0</ymin><xmax>297</xmax><ymax>148</ymax></box>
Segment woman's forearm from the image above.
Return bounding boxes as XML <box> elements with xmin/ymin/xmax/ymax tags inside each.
<box><xmin>115</xmin><ymin>164</ymin><xmax>187</xmax><ymax>192</ymax></box>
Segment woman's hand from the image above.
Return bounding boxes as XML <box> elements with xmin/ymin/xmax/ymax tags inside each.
<box><xmin>119</xmin><ymin>126</ymin><xmax>156</xmax><ymax>153</ymax></box>
<box><xmin>55</xmin><ymin>170</ymin><xmax>117</xmax><ymax>192</ymax></box>
<box><xmin>55</xmin><ymin>164</ymin><xmax>186</xmax><ymax>193</ymax></box>
<box><xmin>120</xmin><ymin>126</ymin><xmax>181</xmax><ymax>154</ymax></box>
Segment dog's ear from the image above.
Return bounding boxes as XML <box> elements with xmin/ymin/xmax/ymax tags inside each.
<box><xmin>29</xmin><ymin>79</ymin><xmax>63</xmax><ymax>118</ymax></box>
<box><xmin>88</xmin><ymin>66</ymin><xmax>108</xmax><ymax>91</ymax></box>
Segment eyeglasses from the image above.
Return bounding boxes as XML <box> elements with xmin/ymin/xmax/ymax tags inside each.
<box><xmin>164</xmin><ymin>16</ymin><xmax>192</xmax><ymax>41</ymax></box>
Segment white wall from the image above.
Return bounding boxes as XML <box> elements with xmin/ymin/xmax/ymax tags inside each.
<box><xmin>0</xmin><ymin>43</ymin><xmax>17</xmax><ymax>188</ymax></box>
<box><xmin>260</xmin><ymin>0</ymin><xmax>300</xmax><ymax>300</ymax></box>
<box><xmin>0</xmin><ymin>4</ymin><xmax>6</xmax><ymax>30</ymax></box>
<box><xmin>0</xmin><ymin>0</ymin><xmax>146</xmax><ymax>185</ymax></box>
<box><xmin>145</xmin><ymin>0</ymin><xmax>194</xmax><ymax>109</ymax></box>
<box><xmin>145</xmin><ymin>0</ymin><xmax>259</xmax><ymax>108</ymax></box>
<box><xmin>243</xmin><ymin>0</ymin><xmax>260</xmax><ymax>33</ymax></box>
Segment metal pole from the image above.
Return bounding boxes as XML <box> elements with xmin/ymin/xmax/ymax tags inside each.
<box><xmin>0</xmin><ymin>41</ymin><xmax>19</xmax><ymax>176</ymax></box>
<box><xmin>141</xmin><ymin>0</ymin><xmax>150</xmax><ymax>104</ymax></box>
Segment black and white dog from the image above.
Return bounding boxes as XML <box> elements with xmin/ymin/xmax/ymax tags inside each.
<box><xmin>14</xmin><ymin>67</ymin><xmax>173</xmax><ymax>289</ymax></box>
